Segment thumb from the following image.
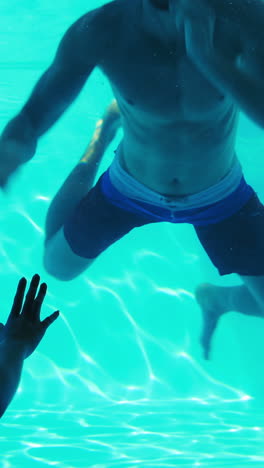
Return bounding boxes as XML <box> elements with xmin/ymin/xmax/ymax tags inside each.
<box><xmin>0</xmin><ymin>179</ymin><xmax>9</xmax><ymax>192</ymax></box>
<box><xmin>42</xmin><ymin>310</ymin><xmax>60</xmax><ymax>330</ymax></box>
<box><xmin>0</xmin><ymin>323</ymin><xmax>5</xmax><ymax>337</ymax></box>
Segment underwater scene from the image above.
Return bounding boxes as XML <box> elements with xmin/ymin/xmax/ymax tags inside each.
<box><xmin>1</xmin><ymin>1</ymin><xmax>264</xmax><ymax>466</ymax></box>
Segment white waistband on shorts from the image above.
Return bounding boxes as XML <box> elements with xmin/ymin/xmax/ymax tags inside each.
<box><xmin>108</xmin><ymin>151</ymin><xmax>242</xmax><ymax>211</ymax></box>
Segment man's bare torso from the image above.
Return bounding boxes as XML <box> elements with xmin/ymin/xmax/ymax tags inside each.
<box><xmin>94</xmin><ymin>0</ymin><xmax>242</xmax><ymax>196</ymax></box>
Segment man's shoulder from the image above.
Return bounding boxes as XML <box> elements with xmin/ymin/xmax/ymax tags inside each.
<box><xmin>66</xmin><ymin>1</ymin><xmax>124</xmax><ymax>65</ymax></box>
<box><xmin>82</xmin><ymin>0</ymin><xmax>124</xmax><ymax>34</ymax></box>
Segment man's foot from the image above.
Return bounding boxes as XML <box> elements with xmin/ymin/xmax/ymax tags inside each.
<box><xmin>195</xmin><ymin>283</ymin><xmax>228</xmax><ymax>360</ymax></box>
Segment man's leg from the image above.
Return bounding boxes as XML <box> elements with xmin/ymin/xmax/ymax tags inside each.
<box><xmin>44</xmin><ymin>101</ymin><xmax>121</xmax><ymax>280</ymax></box>
<box><xmin>45</xmin><ymin>100</ymin><xmax>120</xmax><ymax>242</ymax></box>
<box><xmin>196</xmin><ymin>277</ymin><xmax>264</xmax><ymax>359</ymax></box>
<box><xmin>193</xmin><ymin>190</ymin><xmax>264</xmax><ymax>359</ymax></box>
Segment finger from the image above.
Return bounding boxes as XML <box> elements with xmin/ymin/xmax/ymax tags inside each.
<box><xmin>8</xmin><ymin>277</ymin><xmax>27</xmax><ymax>320</ymax></box>
<box><xmin>0</xmin><ymin>173</ymin><xmax>10</xmax><ymax>190</ymax></box>
<box><xmin>41</xmin><ymin>310</ymin><xmax>60</xmax><ymax>330</ymax></box>
<box><xmin>31</xmin><ymin>282</ymin><xmax>47</xmax><ymax>320</ymax></box>
<box><xmin>21</xmin><ymin>274</ymin><xmax>40</xmax><ymax>316</ymax></box>
<box><xmin>0</xmin><ymin>181</ymin><xmax>9</xmax><ymax>193</ymax></box>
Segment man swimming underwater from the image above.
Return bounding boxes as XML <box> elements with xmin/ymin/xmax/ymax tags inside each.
<box><xmin>1</xmin><ymin>0</ymin><xmax>264</xmax><ymax>359</ymax></box>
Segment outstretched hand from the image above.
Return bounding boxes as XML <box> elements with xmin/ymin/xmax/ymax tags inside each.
<box><xmin>0</xmin><ymin>274</ymin><xmax>59</xmax><ymax>358</ymax></box>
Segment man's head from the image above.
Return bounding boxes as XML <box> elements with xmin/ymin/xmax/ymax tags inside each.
<box><xmin>149</xmin><ymin>0</ymin><xmax>169</xmax><ymax>11</ymax></box>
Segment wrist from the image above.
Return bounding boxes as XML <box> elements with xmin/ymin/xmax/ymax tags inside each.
<box><xmin>0</xmin><ymin>337</ymin><xmax>28</xmax><ymax>360</ymax></box>
<box><xmin>1</xmin><ymin>113</ymin><xmax>37</xmax><ymax>163</ymax></box>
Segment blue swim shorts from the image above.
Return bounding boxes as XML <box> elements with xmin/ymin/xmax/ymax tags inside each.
<box><xmin>63</xmin><ymin>164</ymin><xmax>264</xmax><ymax>276</ymax></box>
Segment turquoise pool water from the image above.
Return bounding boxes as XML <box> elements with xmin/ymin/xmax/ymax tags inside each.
<box><xmin>1</xmin><ymin>1</ymin><xmax>264</xmax><ymax>466</ymax></box>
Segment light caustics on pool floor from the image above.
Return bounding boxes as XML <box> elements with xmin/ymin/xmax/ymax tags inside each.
<box><xmin>1</xmin><ymin>404</ymin><xmax>264</xmax><ymax>467</ymax></box>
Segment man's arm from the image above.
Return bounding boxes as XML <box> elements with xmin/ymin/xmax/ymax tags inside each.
<box><xmin>0</xmin><ymin>8</ymin><xmax>106</xmax><ymax>186</ymax></box>
<box><xmin>188</xmin><ymin>25</ymin><xmax>264</xmax><ymax>127</ymax></box>
<box><xmin>0</xmin><ymin>275</ymin><xmax>59</xmax><ymax>418</ymax></box>
<box><xmin>178</xmin><ymin>0</ymin><xmax>264</xmax><ymax>128</ymax></box>
<box><xmin>45</xmin><ymin>100</ymin><xmax>121</xmax><ymax>242</ymax></box>
<box><xmin>80</xmin><ymin>100</ymin><xmax>121</xmax><ymax>164</ymax></box>
<box><xmin>208</xmin><ymin>0</ymin><xmax>264</xmax><ymax>41</ymax></box>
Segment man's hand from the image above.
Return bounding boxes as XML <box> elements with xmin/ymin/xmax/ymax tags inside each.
<box><xmin>171</xmin><ymin>0</ymin><xmax>211</xmax><ymax>18</ymax></box>
<box><xmin>0</xmin><ymin>274</ymin><xmax>59</xmax><ymax>358</ymax></box>
<box><xmin>171</xmin><ymin>0</ymin><xmax>217</xmax><ymax>69</ymax></box>
<box><xmin>184</xmin><ymin>10</ymin><xmax>216</xmax><ymax>68</ymax></box>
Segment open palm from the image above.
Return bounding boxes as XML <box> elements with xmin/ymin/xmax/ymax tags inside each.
<box><xmin>0</xmin><ymin>274</ymin><xmax>59</xmax><ymax>358</ymax></box>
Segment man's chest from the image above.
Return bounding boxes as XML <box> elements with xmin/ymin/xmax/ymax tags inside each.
<box><xmin>99</xmin><ymin>18</ymin><xmax>239</xmax><ymax>121</ymax></box>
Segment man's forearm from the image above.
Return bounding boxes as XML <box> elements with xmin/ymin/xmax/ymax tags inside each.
<box><xmin>211</xmin><ymin>0</ymin><xmax>264</xmax><ymax>41</ymax></box>
<box><xmin>0</xmin><ymin>112</ymin><xmax>37</xmax><ymax>164</ymax></box>
<box><xmin>1</xmin><ymin>111</ymin><xmax>36</xmax><ymax>143</ymax></box>
<box><xmin>200</xmin><ymin>53</ymin><xmax>264</xmax><ymax>128</ymax></box>
<box><xmin>0</xmin><ymin>340</ymin><xmax>26</xmax><ymax>418</ymax></box>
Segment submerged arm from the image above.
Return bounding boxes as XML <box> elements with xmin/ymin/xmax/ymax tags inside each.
<box><xmin>0</xmin><ymin>340</ymin><xmax>26</xmax><ymax>418</ymax></box>
<box><xmin>181</xmin><ymin>0</ymin><xmax>264</xmax><ymax>128</ymax></box>
<box><xmin>80</xmin><ymin>100</ymin><xmax>121</xmax><ymax>164</ymax></box>
<box><xmin>196</xmin><ymin>48</ymin><xmax>264</xmax><ymax>128</ymax></box>
<box><xmin>2</xmin><ymin>13</ymin><xmax>99</xmax><ymax>142</ymax></box>
<box><xmin>209</xmin><ymin>0</ymin><xmax>264</xmax><ymax>41</ymax></box>
<box><xmin>0</xmin><ymin>9</ymin><xmax>105</xmax><ymax>186</ymax></box>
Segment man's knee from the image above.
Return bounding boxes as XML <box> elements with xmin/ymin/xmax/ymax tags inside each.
<box><xmin>43</xmin><ymin>228</ymin><xmax>95</xmax><ymax>281</ymax></box>
<box><xmin>43</xmin><ymin>252</ymin><xmax>78</xmax><ymax>281</ymax></box>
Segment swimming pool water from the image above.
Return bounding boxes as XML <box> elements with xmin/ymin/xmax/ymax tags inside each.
<box><xmin>1</xmin><ymin>1</ymin><xmax>264</xmax><ymax>467</ymax></box>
